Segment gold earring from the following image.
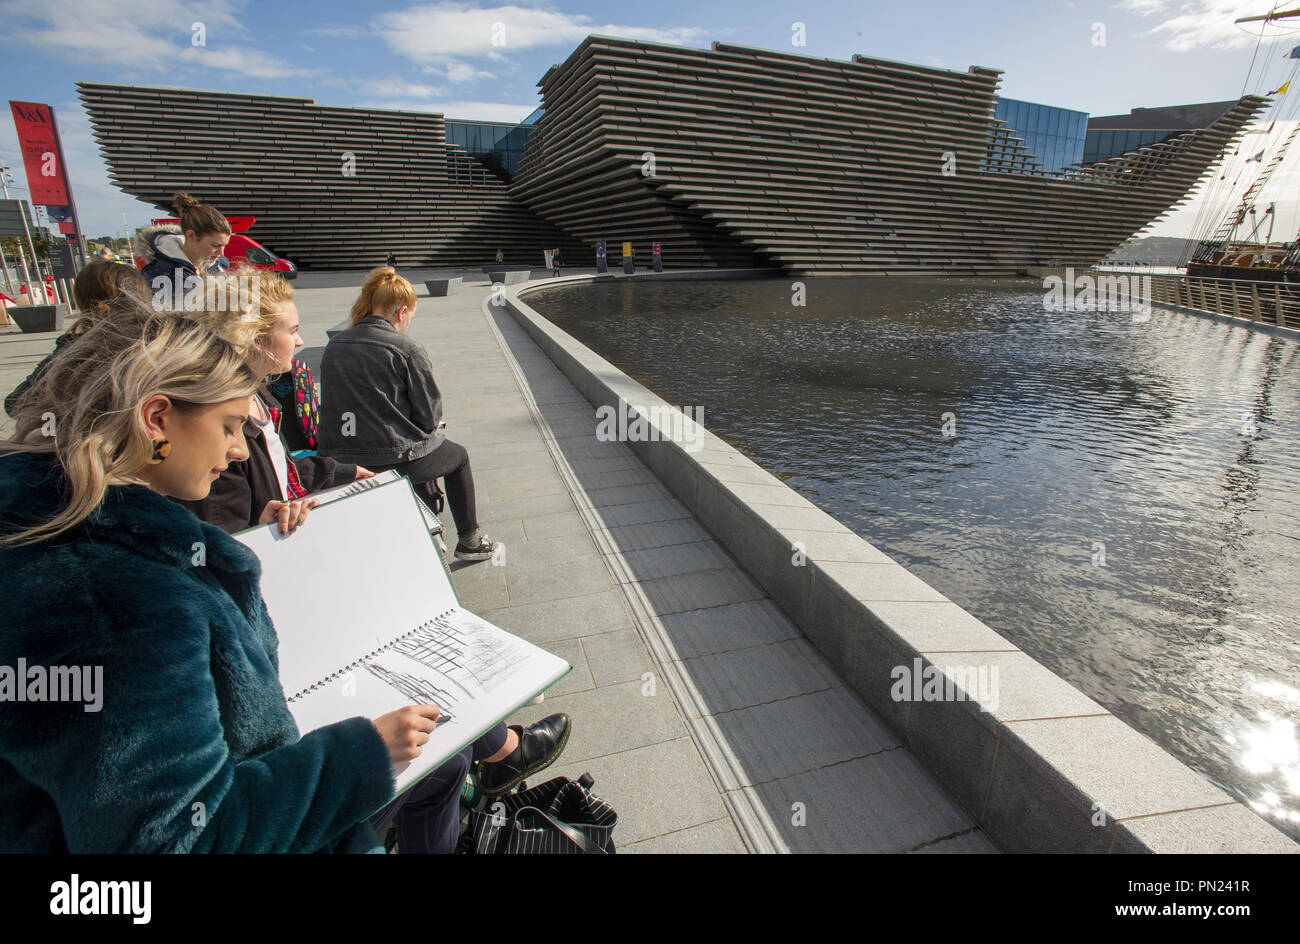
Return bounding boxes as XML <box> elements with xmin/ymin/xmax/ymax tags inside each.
<box><xmin>148</xmin><ymin>438</ymin><xmax>171</xmax><ymax>464</ymax></box>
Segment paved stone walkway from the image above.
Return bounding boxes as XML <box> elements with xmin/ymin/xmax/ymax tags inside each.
<box><xmin>1</xmin><ymin>269</ymin><xmax>999</xmax><ymax>853</ymax></box>
<box><xmin>294</xmin><ymin>268</ymin><xmax>997</xmax><ymax>853</ymax></box>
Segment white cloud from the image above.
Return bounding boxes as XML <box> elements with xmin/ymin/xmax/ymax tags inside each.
<box><xmin>176</xmin><ymin>45</ymin><xmax>313</xmax><ymax>81</ymax></box>
<box><xmin>1122</xmin><ymin>0</ymin><xmax>1280</xmax><ymax>52</ymax></box>
<box><xmin>444</xmin><ymin>62</ymin><xmax>496</xmax><ymax>83</ymax></box>
<box><xmin>372</xmin><ymin>2</ymin><xmax>708</xmax><ymax>61</ymax></box>
<box><xmin>0</xmin><ymin>0</ymin><xmax>315</xmax><ymax>78</ymax></box>
<box><xmin>1118</xmin><ymin>0</ymin><xmax>1169</xmax><ymax>15</ymax></box>
<box><xmin>361</xmin><ymin>76</ymin><xmax>449</xmax><ymax>98</ymax></box>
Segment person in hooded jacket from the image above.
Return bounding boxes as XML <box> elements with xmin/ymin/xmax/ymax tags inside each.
<box><xmin>137</xmin><ymin>192</ymin><xmax>231</xmax><ymax>304</ymax></box>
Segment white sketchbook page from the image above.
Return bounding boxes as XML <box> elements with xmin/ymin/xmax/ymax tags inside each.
<box><xmin>286</xmin><ymin>609</ymin><xmax>568</xmax><ymax>794</ymax></box>
<box><xmin>235</xmin><ymin>477</ymin><xmax>459</xmax><ymax>698</ymax></box>
<box><xmin>234</xmin><ymin>477</ymin><xmax>569</xmax><ymax>794</ymax></box>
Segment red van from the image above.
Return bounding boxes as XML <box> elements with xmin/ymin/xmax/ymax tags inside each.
<box><xmin>147</xmin><ymin>215</ymin><xmax>297</xmax><ymax>279</ymax></box>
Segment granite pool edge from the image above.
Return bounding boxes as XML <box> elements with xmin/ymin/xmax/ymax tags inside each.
<box><xmin>503</xmin><ymin>275</ymin><xmax>1298</xmax><ymax>854</ymax></box>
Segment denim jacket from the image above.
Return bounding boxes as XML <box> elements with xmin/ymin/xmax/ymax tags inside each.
<box><xmin>318</xmin><ymin>316</ymin><xmax>445</xmax><ymax>466</ymax></box>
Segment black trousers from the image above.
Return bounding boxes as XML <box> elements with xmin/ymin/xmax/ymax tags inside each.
<box><xmin>369</xmin><ymin>722</ymin><xmax>509</xmax><ymax>854</ymax></box>
<box><xmin>372</xmin><ymin>438</ymin><xmax>479</xmax><ymax>536</ymax></box>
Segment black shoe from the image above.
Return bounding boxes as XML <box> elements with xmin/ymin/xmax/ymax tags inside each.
<box><xmin>454</xmin><ymin>531</ymin><xmax>499</xmax><ymax>562</ymax></box>
<box><xmin>477</xmin><ymin>713</ymin><xmax>572</xmax><ymax>796</ymax></box>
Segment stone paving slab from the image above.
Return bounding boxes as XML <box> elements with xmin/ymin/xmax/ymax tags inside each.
<box><xmin>415</xmin><ymin>272</ymin><xmax>989</xmax><ymax>852</ymax></box>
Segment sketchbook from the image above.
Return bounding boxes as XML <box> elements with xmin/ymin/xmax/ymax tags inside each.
<box><xmin>235</xmin><ymin>476</ymin><xmax>569</xmax><ymax>796</ymax></box>
<box><xmin>308</xmin><ymin>469</ymin><xmax>443</xmax><ymax>533</ymax></box>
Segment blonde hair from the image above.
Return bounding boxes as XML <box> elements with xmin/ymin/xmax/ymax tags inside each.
<box><xmin>243</xmin><ymin>263</ymin><xmax>294</xmax><ymax>318</ymax></box>
<box><xmin>1</xmin><ymin>300</ymin><xmax>259</xmax><ymax>546</ymax></box>
<box><xmin>350</xmin><ymin>266</ymin><xmax>417</xmax><ymax>327</ymax></box>
<box><xmin>166</xmin><ymin>269</ymin><xmax>270</xmax><ymax>360</ymax></box>
<box><xmin>242</xmin><ymin>264</ymin><xmax>297</xmax><ymax>376</ymax></box>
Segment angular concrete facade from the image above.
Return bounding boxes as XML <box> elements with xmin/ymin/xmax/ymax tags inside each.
<box><xmin>80</xmin><ymin>36</ymin><xmax>1266</xmax><ymax>275</ymax></box>
<box><xmin>512</xmin><ymin>37</ymin><xmax>1267</xmax><ymax>276</ymax></box>
<box><xmin>76</xmin><ymin>83</ymin><xmax>589</xmax><ymax>271</ymax></box>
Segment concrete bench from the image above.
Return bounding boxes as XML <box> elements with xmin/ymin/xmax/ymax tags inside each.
<box><xmin>424</xmin><ymin>278</ymin><xmax>462</xmax><ymax>296</ymax></box>
<box><xmin>326</xmin><ymin>318</ymin><xmax>351</xmax><ymax>340</ymax></box>
<box><xmin>489</xmin><ymin>270</ymin><xmax>530</xmax><ymax>285</ymax></box>
<box><xmin>10</xmin><ymin>303</ymin><xmax>66</xmax><ymax>334</ymax></box>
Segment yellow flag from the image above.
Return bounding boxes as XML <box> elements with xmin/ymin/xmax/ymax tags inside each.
<box><xmin>1275</xmin><ymin>81</ymin><xmax>1290</xmax><ymax>95</ymax></box>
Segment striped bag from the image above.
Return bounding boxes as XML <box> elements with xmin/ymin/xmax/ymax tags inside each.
<box><xmin>459</xmin><ymin>773</ymin><xmax>617</xmax><ymax>854</ymax></box>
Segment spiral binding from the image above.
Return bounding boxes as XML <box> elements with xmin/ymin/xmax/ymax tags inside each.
<box><xmin>286</xmin><ymin>607</ymin><xmax>455</xmax><ymax>703</ymax></box>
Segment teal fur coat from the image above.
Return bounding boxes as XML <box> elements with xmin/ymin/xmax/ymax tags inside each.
<box><xmin>0</xmin><ymin>452</ymin><xmax>395</xmax><ymax>852</ymax></box>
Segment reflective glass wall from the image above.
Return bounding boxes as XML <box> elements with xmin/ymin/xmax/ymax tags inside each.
<box><xmin>993</xmin><ymin>97</ymin><xmax>1088</xmax><ymax>174</ymax></box>
<box><xmin>444</xmin><ymin>120</ymin><xmax>534</xmax><ymax>180</ymax></box>
<box><xmin>1083</xmin><ymin>128</ymin><xmax>1180</xmax><ymax>164</ymax></box>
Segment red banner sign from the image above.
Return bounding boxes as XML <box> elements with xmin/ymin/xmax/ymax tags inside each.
<box><xmin>9</xmin><ymin>101</ymin><xmax>70</xmax><ymax>206</ymax></box>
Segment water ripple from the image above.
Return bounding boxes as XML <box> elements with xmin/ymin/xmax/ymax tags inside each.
<box><xmin>529</xmin><ymin>277</ymin><xmax>1300</xmax><ymax>840</ymax></box>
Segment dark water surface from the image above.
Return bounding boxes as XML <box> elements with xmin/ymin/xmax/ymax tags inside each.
<box><xmin>526</xmin><ymin>277</ymin><xmax>1300</xmax><ymax>840</ymax></box>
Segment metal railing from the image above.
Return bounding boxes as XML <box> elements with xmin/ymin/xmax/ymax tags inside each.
<box><xmin>1143</xmin><ymin>272</ymin><xmax>1300</xmax><ymax>331</ymax></box>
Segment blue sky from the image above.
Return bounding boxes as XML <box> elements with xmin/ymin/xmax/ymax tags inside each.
<box><xmin>3</xmin><ymin>0</ymin><xmax>1300</xmax><ymax>240</ymax></box>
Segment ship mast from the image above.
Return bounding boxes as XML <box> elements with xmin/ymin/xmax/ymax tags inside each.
<box><xmin>1236</xmin><ymin>7</ymin><xmax>1300</xmax><ymax>25</ymax></box>
<box><xmin>1188</xmin><ymin>6</ymin><xmax>1300</xmax><ymax>270</ymax></box>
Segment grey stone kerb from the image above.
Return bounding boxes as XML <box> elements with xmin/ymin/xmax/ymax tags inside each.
<box><xmin>501</xmin><ymin>274</ymin><xmax>1299</xmax><ymax>854</ymax></box>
